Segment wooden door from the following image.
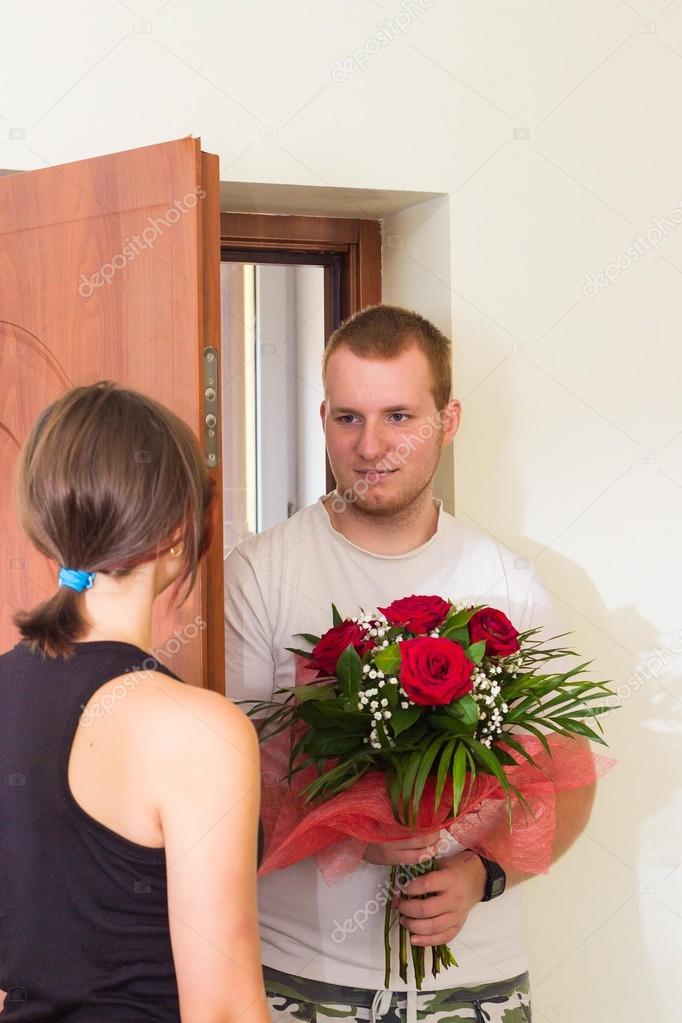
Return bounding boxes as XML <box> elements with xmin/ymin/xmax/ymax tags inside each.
<box><xmin>0</xmin><ymin>137</ymin><xmax>223</xmax><ymax>690</ymax></box>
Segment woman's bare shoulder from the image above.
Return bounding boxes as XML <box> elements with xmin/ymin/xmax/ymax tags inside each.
<box><xmin>104</xmin><ymin>669</ymin><xmax>259</xmax><ymax>766</ymax></box>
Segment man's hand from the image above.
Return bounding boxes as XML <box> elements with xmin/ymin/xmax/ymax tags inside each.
<box><xmin>396</xmin><ymin>849</ymin><xmax>486</xmax><ymax>946</ymax></box>
<box><xmin>363</xmin><ymin>831</ymin><xmax>442</xmax><ymax>866</ymax></box>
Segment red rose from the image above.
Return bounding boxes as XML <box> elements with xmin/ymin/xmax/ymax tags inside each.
<box><xmin>311</xmin><ymin>621</ymin><xmax>374</xmax><ymax>675</ymax></box>
<box><xmin>468</xmin><ymin>607</ymin><xmax>520</xmax><ymax>657</ymax></box>
<box><xmin>379</xmin><ymin>594</ymin><xmax>451</xmax><ymax>635</ymax></box>
<box><xmin>399</xmin><ymin>637</ymin><xmax>474</xmax><ymax>706</ymax></box>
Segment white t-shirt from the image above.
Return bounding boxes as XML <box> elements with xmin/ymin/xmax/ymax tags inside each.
<box><xmin>225</xmin><ymin>497</ymin><xmax>568</xmax><ymax>990</ymax></box>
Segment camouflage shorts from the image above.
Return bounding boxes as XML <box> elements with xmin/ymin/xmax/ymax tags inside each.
<box><xmin>263</xmin><ymin>965</ymin><xmax>532</xmax><ymax>1022</ymax></box>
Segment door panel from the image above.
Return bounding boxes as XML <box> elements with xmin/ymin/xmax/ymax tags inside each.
<box><xmin>0</xmin><ymin>137</ymin><xmax>223</xmax><ymax>689</ymax></box>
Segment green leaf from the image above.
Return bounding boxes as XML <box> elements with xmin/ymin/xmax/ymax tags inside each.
<box><xmin>445</xmin><ymin>694</ymin><xmax>479</xmax><ymax>731</ymax></box>
<box><xmin>498</xmin><ymin>733</ymin><xmax>539</xmax><ymax>768</ymax></box>
<box><xmin>434</xmin><ymin>738</ymin><xmax>456</xmax><ymax>812</ymax></box>
<box><xmin>464</xmin><ymin>640</ymin><xmax>486</xmax><ymax>666</ymax></box>
<box><xmin>464</xmin><ymin>737</ymin><xmax>511</xmax><ymax>799</ymax></box>
<box><xmin>314</xmin><ymin>704</ymin><xmax>370</xmax><ymax>733</ymax></box>
<box><xmin>287</xmin><ymin>730</ymin><xmax>312</xmax><ymax>782</ymax></box>
<box><xmin>305</xmin><ymin>732</ymin><xmax>364</xmax><ymax>758</ymax></box>
<box><xmin>332</xmin><ymin>603</ymin><xmax>343</xmax><ymax>626</ymax></box>
<box><xmin>411</xmin><ymin>735</ymin><xmax>447</xmax><ymax>819</ymax></box>
<box><xmin>452</xmin><ymin>742</ymin><xmax>467</xmax><ymax>817</ymax></box>
<box><xmin>288</xmin><ymin>683</ymin><xmax>336</xmax><ymax>703</ymax></box>
<box><xmin>510</xmin><ymin>721</ymin><xmax>551</xmax><ymax>755</ymax></box>
<box><xmin>391</xmin><ymin>703</ymin><xmax>421</xmax><ymax>737</ymax></box>
<box><xmin>443</xmin><ymin>605</ymin><xmax>480</xmax><ymax>629</ymax></box>
<box><xmin>573</xmin><ymin>705</ymin><xmax>614</xmax><ymax>718</ymax></box>
<box><xmin>401</xmin><ymin>751</ymin><xmax>422</xmax><ymax>825</ymax></box>
<box><xmin>285</xmin><ymin>646</ymin><xmax>320</xmax><ymax>659</ymax></box>
<box><xmin>552</xmin><ymin>716</ymin><xmax>608</xmax><ymax>745</ymax></box>
<box><xmin>463</xmin><ymin>747</ymin><xmax>477</xmax><ymax>802</ymax></box>
<box><xmin>297</xmin><ymin>702</ymin><xmax>332</xmax><ymax>727</ymax></box>
<box><xmin>387</xmin><ymin>765</ymin><xmax>403</xmax><ymax>822</ymax></box>
<box><xmin>427</xmin><ymin>714</ymin><xmax>472</xmax><ymax>737</ymax></box>
<box><xmin>494</xmin><ymin>748</ymin><xmax>517</xmax><ymax>767</ymax></box>
<box><xmin>336</xmin><ymin>645</ymin><xmax>363</xmax><ymax>700</ymax></box>
<box><xmin>374</xmin><ymin>643</ymin><xmax>401</xmax><ymax>676</ymax></box>
<box><xmin>301</xmin><ymin>756</ymin><xmax>372</xmax><ymax>803</ymax></box>
<box><xmin>294</xmin><ymin>633</ymin><xmax>322</xmax><ymax>646</ymax></box>
<box><xmin>440</xmin><ymin>625</ymin><xmax>470</xmax><ymax>644</ymax></box>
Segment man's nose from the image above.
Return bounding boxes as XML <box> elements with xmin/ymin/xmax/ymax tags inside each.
<box><xmin>356</xmin><ymin>423</ymin><xmax>387</xmax><ymax>462</ymax></box>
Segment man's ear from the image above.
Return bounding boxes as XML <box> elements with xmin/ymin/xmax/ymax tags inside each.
<box><xmin>320</xmin><ymin>400</ymin><xmax>327</xmax><ymax>431</ymax></box>
<box><xmin>440</xmin><ymin>399</ymin><xmax>462</xmax><ymax>447</ymax></box>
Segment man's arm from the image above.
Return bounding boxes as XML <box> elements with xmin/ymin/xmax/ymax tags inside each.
<box><xmin>396</xmin><ymin>760</ymin><xmax>595</xmax><ymax>946</ymax></box>
<box><xmin>391</xmin><ymin>566</ymin><xmax>600</xmax><ymax>944</ymax></box>
<box><xmin>224</xmin><ymin>547</ymin><xmax>277</xmax><ymax>709</ymax></box>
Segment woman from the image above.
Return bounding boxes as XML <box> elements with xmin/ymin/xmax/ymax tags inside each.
<box><xmin>0</xmin><ymin>382</ymin><xmax>270</xmax><ymax>1022</ymax></box>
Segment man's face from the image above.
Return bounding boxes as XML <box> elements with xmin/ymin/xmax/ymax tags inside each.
<box><xmin>321</xmin><ymin>342</ymin><xmax>460</xmax><ymax>517</ymax></box>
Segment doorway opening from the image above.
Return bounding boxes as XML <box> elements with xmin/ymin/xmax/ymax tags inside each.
<box><xmin>219</xmin><ymin>213</ymin><xmax>381</xmax><ymax>552</ymax></box>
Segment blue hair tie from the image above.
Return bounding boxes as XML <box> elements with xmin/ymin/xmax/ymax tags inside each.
<box><xmin>58</xmin><ymin>567</ymin><xmax>96</xmax><ymax>592</ymax></box>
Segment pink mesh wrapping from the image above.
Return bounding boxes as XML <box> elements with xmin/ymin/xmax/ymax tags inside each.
<box><xmin>259</xmin><ymin>733</ymin><xmax>615</xmax><ymax>882</ymax></box>
<box><xmin>258</xmin><ymin>658</ymin><xmax>614</xmax><ymax>881</ymax></box>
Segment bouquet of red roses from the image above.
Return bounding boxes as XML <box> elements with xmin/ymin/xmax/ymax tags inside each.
<box><xmin>246</xmin><ymin>595</ymin><xmax>615</xmax><ymax>988</ymax></box>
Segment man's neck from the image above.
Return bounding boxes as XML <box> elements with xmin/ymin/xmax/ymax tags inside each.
<box><xmin>322</xmin><ymin>488</ymin><xmax>439</xmax><ymax>556</ymax></box>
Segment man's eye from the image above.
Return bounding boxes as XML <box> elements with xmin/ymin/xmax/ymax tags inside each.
<box><xmin>338</xmin><ymin>415</ymin><xmax>358</xmax><ymax>424</ymax></box>
<box><xmin>389</xmin><ymin>413</ymin><xmax>410</xmax><ymax>423</ymax></box>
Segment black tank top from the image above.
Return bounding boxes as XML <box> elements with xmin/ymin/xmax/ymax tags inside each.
<box><xmin>0</xmin><ymin>639</ymin><xmax>183</xmax><ymax>1021</ymax></box>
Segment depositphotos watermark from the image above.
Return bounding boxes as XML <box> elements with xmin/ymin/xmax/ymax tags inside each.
<box><xmin>582</xmin><ymin>198</ymin><xmax>682</xmax><ymax>297</ymax></box>
<box><xmin>78</xmin><ymin>186</ymin><xmax>206</xmax><ymax>298</ymax></box>
<box><xmin>80</xmin><ymin>616</ymin><xmax>207</xmax><ymax>726</ymax></box>
<box><xmin>331</xmin><ymin>0</ymin><xmax>435</xmax><ymax>83</ymax></box>
<box><xmin>605</xmin><ymin>628</ymin><xmax>682</xmax><ymax>708</ymax></box>
<box><xmin>330</xmin><ymin>406</ymin><xmax>450</xmax><ymax>515</ymax></box>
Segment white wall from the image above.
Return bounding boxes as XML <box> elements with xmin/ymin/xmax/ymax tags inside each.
<box><xmin>3</xmin><ymin>3</ymin><xmax>681</xmax><ymax>1018</ymax></box>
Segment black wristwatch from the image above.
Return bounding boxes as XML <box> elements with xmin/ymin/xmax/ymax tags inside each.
<box><xmin>474</xmin><ymin>853</ymin><xmax>506</xmax><ymax>901</ymax></box>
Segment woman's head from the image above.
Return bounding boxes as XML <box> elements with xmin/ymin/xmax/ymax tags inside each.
<box><xmin>14</xmin><ymin>381</ymin><xmax>215</xmax><ymax>658</ymax></box>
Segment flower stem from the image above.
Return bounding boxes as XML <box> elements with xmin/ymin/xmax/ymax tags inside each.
<box><xmin>399</xmin><ymin>914</ymin><xmax>408</xmax><ymax>984</ymax></box>
<box><xmin>411</xmin><ymin>940</ymin><xmax>425</xmax><ymax>989</ymax></box>
<box><xmin>384</xmin><ymin>863</ymin><xmax>459</xmax><ymax>989</ymax></box>
<box><xmin>384</xmin><ymin>865</ymin><xmax>397</xmax><ymax>988</ymax></box>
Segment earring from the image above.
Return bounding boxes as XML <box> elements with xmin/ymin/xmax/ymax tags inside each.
<box><xmin>170</xmin><ymin>541</ymin><xmax>185</xmax><ymax>557</ymax></box>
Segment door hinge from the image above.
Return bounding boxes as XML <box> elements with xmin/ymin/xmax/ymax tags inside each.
<box><xmin>203</xmin><ymin>346</ymin><xmax>220</xmax><ymax>468</ymax></box>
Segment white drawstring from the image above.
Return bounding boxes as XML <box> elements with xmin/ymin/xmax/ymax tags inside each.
<box><xmin>370</xmin><ymin>988</ymin><xmax>393</xmax><ymax>1021</ymax></box>
<box><xmin>370</xmin><ymin>987</ymin><xmax>418</xmax><ymax>1023</ymax></box>
<box><xmin>405</xmin><ymin>988</ymin><xmax>417</xmax><ymax>1023</ymax></box>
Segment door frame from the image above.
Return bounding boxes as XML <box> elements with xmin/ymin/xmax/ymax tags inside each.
<box><xmin>219</xmin><ymin>212</ymin><xmax>382</xmax><ymax>494</ymax></box>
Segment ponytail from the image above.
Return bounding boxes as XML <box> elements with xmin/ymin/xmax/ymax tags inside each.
<box><xmin>13</xmin><ymin>586</ymin><xmax>88</xmax><ymax>660</ymax></box>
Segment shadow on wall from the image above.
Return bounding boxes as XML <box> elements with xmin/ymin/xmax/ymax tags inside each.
<box><xmin>453</xmin><ymin>368</ymin><xmax>672</xmax><ymax>1022</ymax></box>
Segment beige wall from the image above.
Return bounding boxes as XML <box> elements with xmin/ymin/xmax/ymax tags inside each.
<box><xmin>3</xmin><ymin>2</ymin><xmax>680</xmax><ymax>1018</ymax></box>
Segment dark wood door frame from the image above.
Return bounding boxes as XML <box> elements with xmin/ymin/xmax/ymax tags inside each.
<box><xmin>219</xmin><ymin>212</ymin><xmax>382</xmax><ymax>492</ymax></box>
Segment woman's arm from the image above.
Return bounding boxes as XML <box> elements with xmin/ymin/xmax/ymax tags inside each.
<box><xmin>152</xmin><ymin>683</ymin><xmax>270</xmax><ymax>1023</ymax></box>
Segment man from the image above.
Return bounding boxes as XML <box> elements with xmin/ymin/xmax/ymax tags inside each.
<box><xmin>225</xmin><ymin>305</ymin><xmax>595</xmax><ymax>1023</ymax></box>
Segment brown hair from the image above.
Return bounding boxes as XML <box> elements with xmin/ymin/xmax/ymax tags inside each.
<box><xmin>13</xmin><ymin>381</ymin><xmax>216</xmax><ymax>659</ymax></box>
<box><xmin>322</xmin><ymin>304</ymin><xmax>452</xmax><ymax>410</ymax></box>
